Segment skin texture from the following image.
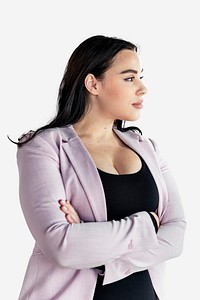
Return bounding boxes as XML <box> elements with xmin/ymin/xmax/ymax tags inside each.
<box><xmin>59</xmin><ymin>49</ymin><xmax>159</xmax><ymax>228</ymax></box>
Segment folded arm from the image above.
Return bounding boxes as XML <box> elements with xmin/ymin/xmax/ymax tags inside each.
<box><xmin>17</xmin><ymin>133</ymin><xmax>159</xmax><ymax>270</ymax></box>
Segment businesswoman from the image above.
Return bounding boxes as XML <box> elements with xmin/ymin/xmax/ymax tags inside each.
<box><xmin>15</xmin><ymin>35</ymin><xmax>186</xmax><ymax>299</ymax></box>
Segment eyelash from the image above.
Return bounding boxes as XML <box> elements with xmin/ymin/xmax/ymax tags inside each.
<box><xmin>125</xmin><ymin>76</ymin><xmax>144</xmax><ymax>82</ymax></box>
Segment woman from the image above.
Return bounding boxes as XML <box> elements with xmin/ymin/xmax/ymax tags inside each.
<box><xmin>15</xmin><ymin>35</ymin><xmax>186</xmax><ymax>299</ymax></box>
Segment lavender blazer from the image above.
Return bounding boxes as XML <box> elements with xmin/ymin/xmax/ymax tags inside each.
<box><xmin>17</xmin><ymin>125</ymin><xmax>186</xmax><ymax>300</ymax></box>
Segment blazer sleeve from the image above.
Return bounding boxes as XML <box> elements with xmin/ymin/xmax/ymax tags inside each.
<box><xmin>17</xmin><ymin>133</ymin><xmax>159</xmax><ymax>270</ymax></box>
<box><xmin>103</xmin><ymin>139</ymin><xmax>187</xmax><ymax>285</ymax></box>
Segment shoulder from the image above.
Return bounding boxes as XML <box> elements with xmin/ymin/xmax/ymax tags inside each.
<box><xmin>19</xmin><ymin>126</ymin><xmax>75</xmax><ymax>146</ymax></box>
<box><xmin>17</xmin><ymin>126</ymin><xmax>76</xmax><ymax>156</ymax></box>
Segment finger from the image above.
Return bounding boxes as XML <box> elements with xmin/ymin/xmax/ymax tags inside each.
<box><xmin>59</xmin><ymin>200</ymin><xmax>77</xmax><ymax>215</ymax></box>
<box><xmin>58</xmin><ymin>199</ymin><xmax>67</xmax><ymax>206</ymax></box>
<box><xmin>59</xmin><ymin>200</ymin><xmax>81</xmax><ymax>223</ymax></box>
<box><xmin>60</xmin><ymin>205</ymin><xmax>68</xmax><ymax>214</ymax></box>
<box><xmin>60</xmin><ymin>205</ymin><xmax>80</xmax><ymax>223</ymax></box>
<box><xmin>66</xmin><ymin>211</ymin><xmax>80</xmax><ymax>223</ymax></box>
<box><xmin>59</xmin><ymin>201</ymin><xmax>70</xmax><ymax>214</ymax></box>
<box><xmin>65</xmin><ymin>214</ymin><xmax>74</xmax><ymax>224</ymax></box>
<box><xmin>65</xmin><ymin>201</ymin><xmax>79</xmax><ymax>215</ymax></box>
<box><xmin>66</xmin><ymin>213</ymin><xmax>79</xmax><ymax>224</ymax></box>
<box><xmin>62</xmin><ymin>201</ymin><xmax>80</xmax><ymax>221</ymax></box>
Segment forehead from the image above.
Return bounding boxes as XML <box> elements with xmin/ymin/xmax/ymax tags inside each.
<box><xmin>109</xmin><ymin>49</ymin><xmax>141</xmax><ymax>73</ymax></box>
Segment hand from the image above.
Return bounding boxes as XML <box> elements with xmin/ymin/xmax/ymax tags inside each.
<box><xmin>59</xmin><ymin>200</ymin><xmax>81</xmax><ymax>224</ymax></box>
<box><xmin>150</xmin><ymin>212</ymin><xmax>160</xmax><ymax>228</ymax></box>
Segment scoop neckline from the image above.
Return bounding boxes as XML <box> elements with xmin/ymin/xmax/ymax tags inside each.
<box><xmin>97</xmin><ymin>160</ymin><xmax>144</xmax><ymax>176</ymax></box>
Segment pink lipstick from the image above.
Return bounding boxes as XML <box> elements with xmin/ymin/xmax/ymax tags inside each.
<box><xmin>132</xmin><ymin>99</ymin><xmax>143</xmax><ymax>109</ymax></box>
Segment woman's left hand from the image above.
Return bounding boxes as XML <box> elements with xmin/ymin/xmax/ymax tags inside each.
<box><xmin>58</xmin><ymin>200</ymin><xmax>81</xmax><ymax>224</ymax></box>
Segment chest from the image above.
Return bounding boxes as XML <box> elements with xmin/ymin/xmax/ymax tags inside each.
<box><xmin>84</xmin><ymin>142</ymin><xmax>142</xmax><ymax>175</ymax></box>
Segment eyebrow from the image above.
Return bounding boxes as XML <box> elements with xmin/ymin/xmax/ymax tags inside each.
<box><xmin>119</xmin><ymin>68</ymin><xmax>143</xmax><ymax>75</ymax></box>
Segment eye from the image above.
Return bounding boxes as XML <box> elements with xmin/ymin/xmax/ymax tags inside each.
<box><xmin>125</xmin><ymin>77</ymin><xmax>135</xmax><ymax>82</ymax></box>
<box><xmin>125</xmin><ymin>75</ymin><xmax>144</xmax><ymax>82</ymax></box>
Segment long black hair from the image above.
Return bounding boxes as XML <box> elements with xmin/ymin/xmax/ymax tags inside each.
<box><xmin>9</xmin><ymin>35</ymin><xmax>142</xmax><ymax>146</ymax></box>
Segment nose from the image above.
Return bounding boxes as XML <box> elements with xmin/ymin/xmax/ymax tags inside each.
<box><xmin>137</xmin><ymin>81</ymin><xmax>148</xmax><ymax>96</ymax></box>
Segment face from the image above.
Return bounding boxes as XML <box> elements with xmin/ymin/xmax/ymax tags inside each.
<box><xmin>94</xmin><ymin>49</ymin><xmax>147</xmax><ymax>122</ymax></box>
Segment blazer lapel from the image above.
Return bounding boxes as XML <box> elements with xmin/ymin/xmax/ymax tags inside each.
<box><xmin>61</xmin><ymin>126</ymin><xmax>107</xmax><ymax>222</ymax></box>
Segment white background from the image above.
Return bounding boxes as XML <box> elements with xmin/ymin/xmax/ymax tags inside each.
<box><xmin>1</xmin><ymin>1</ymin><xmax>199</xmax><ymax>299</ymax></box>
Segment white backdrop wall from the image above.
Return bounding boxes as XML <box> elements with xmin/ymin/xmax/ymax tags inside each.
<box><xmin>1</xmin><ymin>1</ymin><xmax>199</xmax><ymax>299</ymax></box>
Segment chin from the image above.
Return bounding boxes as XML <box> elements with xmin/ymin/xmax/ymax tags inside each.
<box><xmin>125</xmin><ymin>114</ymin><xmax>141</xmax><ymax>122</ymax></box>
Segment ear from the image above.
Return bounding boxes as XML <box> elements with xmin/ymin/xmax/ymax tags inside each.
<box><xmin>84</xmin><ymin>73</ymin><xmax>99</xmax><ymax>95</ymax></box>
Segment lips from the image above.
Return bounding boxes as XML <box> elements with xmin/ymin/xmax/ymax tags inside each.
<box><xmin>132</xmin><ymin>99</ymin><xmax>143</xmax><ymax>109</ymax></box>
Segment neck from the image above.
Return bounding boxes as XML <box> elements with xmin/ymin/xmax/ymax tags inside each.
<box><xmin>73</xmin><ymin>115</ymin><xmax>115</xmax><ymax>142</ymax></box>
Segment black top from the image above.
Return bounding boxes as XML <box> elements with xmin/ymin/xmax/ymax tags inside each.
<box><xmin>93</xmin><ymin>156</ymin><xmax>159</xmax><ymax>300</ymax></box>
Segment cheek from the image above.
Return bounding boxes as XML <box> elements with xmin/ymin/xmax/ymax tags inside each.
<box><xmin>105</xmin><ymin>84</ymin><xmax>127</xmax><ymax>101</ymax></box>
<box><xmin>99</xmin><ymin>80</ymin><xmax>132</xmax><ymax>108</ymax></box>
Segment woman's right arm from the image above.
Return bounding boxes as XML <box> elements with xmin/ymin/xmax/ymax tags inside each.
<box><xmin>59</xmin><ymin>200</ymin><xmax>159</xmax><ymax>230</ymax></box>
<box><xmin>17</xmin><ymin>134</ymin><xmax>159</xmax><ymax>270</ymax></box>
